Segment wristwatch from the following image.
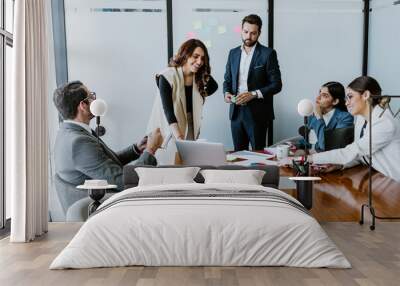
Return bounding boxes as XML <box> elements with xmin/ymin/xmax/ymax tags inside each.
<box><xmin>251</xmin><ymin>91</ymin><xmax>257</xmax><ymax>98</ymax></box>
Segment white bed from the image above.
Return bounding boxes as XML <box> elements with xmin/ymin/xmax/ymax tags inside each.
<box><xmin>50</xmin><ymin>183</ymin><xmax>350</xmax><ymax>269</ymax></box>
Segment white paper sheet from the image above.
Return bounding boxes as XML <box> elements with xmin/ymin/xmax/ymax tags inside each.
<box><xmin>230</xmin><ymin>150</ymin><xmax>275</xmax><ymax>160</ymax></box>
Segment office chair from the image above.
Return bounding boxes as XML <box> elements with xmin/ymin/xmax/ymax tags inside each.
<box><xmin>324</xmin><ymin>126</ymin><xmax>354</xmax><ymax>151</ymax></box>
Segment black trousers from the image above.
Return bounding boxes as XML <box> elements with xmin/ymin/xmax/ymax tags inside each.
<box><xmin>231</xmin><ymin>106</ymin><xmax>269</xmax><ymax>151</ymax></box>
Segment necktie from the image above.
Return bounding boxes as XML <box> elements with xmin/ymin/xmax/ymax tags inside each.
<box><xmin>360</xmin><ymin>120</ymin><xmax>367</xmax><ymax>138</ymax></box>
<box><xmin>360</xmin><ymin>121</ymin><xmax>369</xmax><ymax>166</ymax></box>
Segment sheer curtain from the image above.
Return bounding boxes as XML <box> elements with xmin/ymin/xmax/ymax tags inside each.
<box><xmin>9</xmin><ymin>0</ymin><xmax>49</xmax><ymax>242</ymax></box>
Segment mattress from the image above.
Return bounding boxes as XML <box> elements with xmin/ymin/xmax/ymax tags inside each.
<box><xmin>50</xmin><ymin>183</ymin><xmax>350</xmax><ymax>269</ymax></box>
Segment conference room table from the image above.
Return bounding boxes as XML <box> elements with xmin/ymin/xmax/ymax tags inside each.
<box><xmin>177</xmin><ymin>149</ymin><xmax>400</xmax><ymax>222</ymax></box>
<box><xmin>279</xmin><ymin>164</ymin><xmax>400</xmax><ymax>222</ymax></box>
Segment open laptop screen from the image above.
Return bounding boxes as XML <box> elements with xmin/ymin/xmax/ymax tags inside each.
<box><xmin>175</xmin><ymin>140</ymin><xmax>226</xmax><ymax>166</ymax></box>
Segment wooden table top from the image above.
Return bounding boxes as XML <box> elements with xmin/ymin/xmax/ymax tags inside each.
<box><xmin>279</xmin><ymin>165</ymin><xmax>400</xmax><ymax>222</ymax></box>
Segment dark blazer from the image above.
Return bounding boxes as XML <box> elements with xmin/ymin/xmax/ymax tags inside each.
<box><xmin>223</xmin><ymin>43</ymin><xmax>282</xmax><ymax>123</ymax></box>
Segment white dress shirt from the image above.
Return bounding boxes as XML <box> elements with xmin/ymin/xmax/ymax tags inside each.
<box><xmin>312</xmin><ymin>106</ymin><xmax>400</xmax><ymax>182</ymax></box>
<box><xmin>237</xmin><ymin>43</ymin><xmax>263</xmax><ymax>99</ymax></box>
<box><xmin>317</xmin><ymin>108</ymin><xmax>335</xmax><ymax>125</ymax></box>
<box><xmin>309</xmin><ymin>108</ymin><xmax>336</xmax><ymax>145</ymax></box>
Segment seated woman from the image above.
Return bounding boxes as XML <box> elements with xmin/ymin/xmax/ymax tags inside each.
<box><xmin>299</xmin><ymin>81</ymin><xmax>354</xmax><ymax>152</ymax></box>
<box><xmin>308</xmin><ymin>76</ymin><xmax>400</xmax><ymax>182</ymax></box>
<box><xmin>147</xmin><ymin>39</ymin><xmax>218</xmax><ymax>142</ymax></box>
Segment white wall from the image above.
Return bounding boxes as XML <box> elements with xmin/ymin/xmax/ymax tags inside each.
<box><xmin>172</xmin><ymin>0</ymin><xmax>268</xmax><ymax>149</ymax></box>
<box><xmin>274</xmin><ymin>0</ymin><xmax>364</xmax><ymax>142</ymax></box>
<box><xmin>64</xmin><ymin>0</ymin><xmax>168</xmax><ymax>150</ymax></box>
<box><xmin>369</xmin><ymin>0</ymin><xmax>400</xmax><ymax>112</ymax></box>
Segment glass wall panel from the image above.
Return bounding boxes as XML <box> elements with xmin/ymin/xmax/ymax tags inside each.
<box><xmin>5</xmin><ymin>0</ymin><xmax>13</xmax><ymax>33</ymax></box>
<box><xmin>64</xmin><ymin>0</ymin><xmax>168</xmax><ymax>150</ymax></box>
<box><xmin>369</xmin><ymin>0</ymin><xmax>400</xmax><ymax>112</ymax></box>
<box><xmin>5</xmin><ymin>43</ymin><xmax>11</xmax><ymax>220</ymax></box>
<box><xmin>172</xmin><ymin>0</ymin><xmax>269</xmax><ymax>148</ymax></box>
<box><xmin>0</xmin><ymin>1</ymin><xmax>3</xmax><ymax>28</ymax></box>
<box><xmin>0</xmin><ymin>38</ymin><xmax>3</xmax><ymax>228</ymax></box>
<box><xmin>274</xmin><ymin>0</ymin><xmax>364</xmax><ymax>142</ymax></box>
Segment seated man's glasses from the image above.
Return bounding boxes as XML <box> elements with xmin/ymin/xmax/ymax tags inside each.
<box><xmin>82</xmin><ymin>92</ymin><xmax>96</xmax><ymax>103</ymax></box>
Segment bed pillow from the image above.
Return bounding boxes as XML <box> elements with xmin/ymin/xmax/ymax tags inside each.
<box><xmin>200</xmin><ymin>169</ymin><xmax>266</xmax><ymax>185</ymax></box>
<box><xmin>135</xmin><ymin>167</ymin><xmax>201</xmax><ymax>186</ymax></box>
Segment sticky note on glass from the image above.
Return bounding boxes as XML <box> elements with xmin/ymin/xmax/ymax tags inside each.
<box><xmin>217</xmin><ymin>25</ymin><xmax>227</xmax><ymax>34</ymax></box>
<box><xmin>208</xmin><ymin>18</ymin><xmax>218</xmax><ymax>26</ymax></box>
<box><xmin>186</xmin><ymin>31</ymin><xmax>196</xmax><ymax>39</ymax></box>
<box><xmin>193</xmin><ymin>20</ymin><xmax>202</xmax><ymax>30</ymax></box>
<box><xmin>203</xmin><ymin>25</ymin><xmax>212</xmax><ymax>35</ymax></box>
<box><xmin>234</xmin><ymin>25</ymin><xmax>242</xmax><ymax>34</ymax></box>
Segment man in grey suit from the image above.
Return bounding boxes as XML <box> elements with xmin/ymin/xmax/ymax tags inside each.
<box><xmin>52</xmin><ymin>81</ymin><xmax>163</xmax><ymax>220</ymax></box>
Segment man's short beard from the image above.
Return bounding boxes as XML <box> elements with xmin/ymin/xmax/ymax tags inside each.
<box><xmin>243</xmin><ymin>39</ymin><xmax>257</xmax><ymax>47</ymax></box>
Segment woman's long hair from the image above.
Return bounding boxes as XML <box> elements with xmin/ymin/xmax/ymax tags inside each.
<box><xmin>169</xmin><ymin>39</ymin><xmax>211</xmax><ymax>98</ymax></box>
<box><xmin>348</xmin><ymin>76</ymin><xmax>383</xmax><ymax>107</ymax></box>
<box><xmin>322</xmin><ymin>81</ymin><xmax>347</xmax><ymax>112</ymax></box>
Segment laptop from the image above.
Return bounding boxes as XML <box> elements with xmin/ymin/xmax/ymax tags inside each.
<box><xmin>175</xmin><ymin>140</ymin><xmax>227</xmax><ymax>166</ymax></box>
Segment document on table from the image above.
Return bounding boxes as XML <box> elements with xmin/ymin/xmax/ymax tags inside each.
<box><xmin>230</xmin><ymin>150</ymin><xmax>275</xmax><ymax>160</ymax></box>
<box><xmin>232</xmin><ymin>158</ymin><xmax>278</xmax><ymax>166</ymax></box>
<box><xmin>227</xmin><ymin>150</ymin><xmax>277</xmax><ymax>166</ymax></box>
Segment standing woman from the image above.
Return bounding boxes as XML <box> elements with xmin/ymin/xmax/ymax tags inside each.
<box><xmin>147</xmin><ymin>39</ymin><xmax>218</xmax><ymax>144</ymax></box>
<box><xmin>149</xmin><ymin>39</ymin><xmax>218</xmax><ymax>140</ymax></box>
<box><xmin>309</xmin><ymin>76</ymin><xmax>400</xmax><ymax>182</ymax></box>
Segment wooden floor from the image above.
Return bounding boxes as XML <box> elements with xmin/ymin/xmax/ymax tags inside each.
<box><xmin>1</xmin><ymin>222</ymin><xmax>400</xmax><ymax>286</ymax></box>
<box><xmin>1</xmin><ymin>165</ymin><xmax>399</xmax><ymax>285</ymax></box>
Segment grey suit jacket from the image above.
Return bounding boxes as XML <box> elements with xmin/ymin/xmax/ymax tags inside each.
<box><xmin>54</xmin><ymin>122</ymin><xmax>157</xmax><ymax>191</ymax></box>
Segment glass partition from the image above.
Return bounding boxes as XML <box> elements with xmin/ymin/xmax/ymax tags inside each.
<box><xmin>64</xmin><ymin>0</ymin><xmax>168</xmax><ymax>150</ymax></box>
<box><xmin>369</xmin><ymin>0</ymin><xmax>400</xmax><ymax>112</ymax></box>
<box><xmin>5</xmin><ymin>0</ymin><xmax>13</xmax><ymax>33</ymax></box>
<box><xmin>274</xmin><ymin>0</ymin><xmax>364</xmax><ymax>142</ymax></box>
<box><xmin>172</xmin><ymin>0</ymin><xmax>269</xmax><ymax>148</ymax></box>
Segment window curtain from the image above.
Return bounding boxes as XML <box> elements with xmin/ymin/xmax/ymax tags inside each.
<box><xmin>10</xmin><ymin>0</ymin><xmax>49</xmax><ymax>242</ymax></box>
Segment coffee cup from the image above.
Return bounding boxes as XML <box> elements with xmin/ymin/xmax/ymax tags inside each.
<box><xmin>276</xmin><ymin>144</ymin><xmax>290</xmax><ymax>160</ymax></box>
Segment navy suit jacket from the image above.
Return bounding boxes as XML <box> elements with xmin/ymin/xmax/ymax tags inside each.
<box><xmin>223</xmin><ymin>43</ymin><xmax>282</xmax><ymax>123</ymax></box>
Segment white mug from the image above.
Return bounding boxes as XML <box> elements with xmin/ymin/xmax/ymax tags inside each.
<box><xmin>276</xmin><ymin>144</ymin><xmax>290</xmax><ymax>160</ymax></box>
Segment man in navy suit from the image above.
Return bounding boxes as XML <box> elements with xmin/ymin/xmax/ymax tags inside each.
<box><xmin>223</xmin><ymin>14</ymin><xmax>282</xmax><ymax>151</ymax></box>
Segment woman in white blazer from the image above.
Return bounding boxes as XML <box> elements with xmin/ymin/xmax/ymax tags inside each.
<box><xmin>308</xmin><ymin>76</ymin><xmax>400</xmax><ymax>182</ymax></box>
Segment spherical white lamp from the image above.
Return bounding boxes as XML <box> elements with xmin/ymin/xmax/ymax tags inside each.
<box><xmin>297</xmin><ymin>99</ymin><xmax>314</xmax><ymax>169</ymax></box>
<box><xmin>90</xmin><ymin>99</ymin><xmax>108</xmax><ymax>117</ymax></box>
<box><xmin>90</xmin><ymin>99</ymin><xmax>108</xmax><ymax>140</ymax></box>
<box><xmin>297</xmin><ymin>99</ymin><xmax>314</xmax><ymax>117</ymax></box>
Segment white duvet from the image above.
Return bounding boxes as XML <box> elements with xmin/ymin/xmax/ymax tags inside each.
<box><xmin>50</xmin><ymin>183</ymin><xmax>350</xmax><ymax>269</ymax></box>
